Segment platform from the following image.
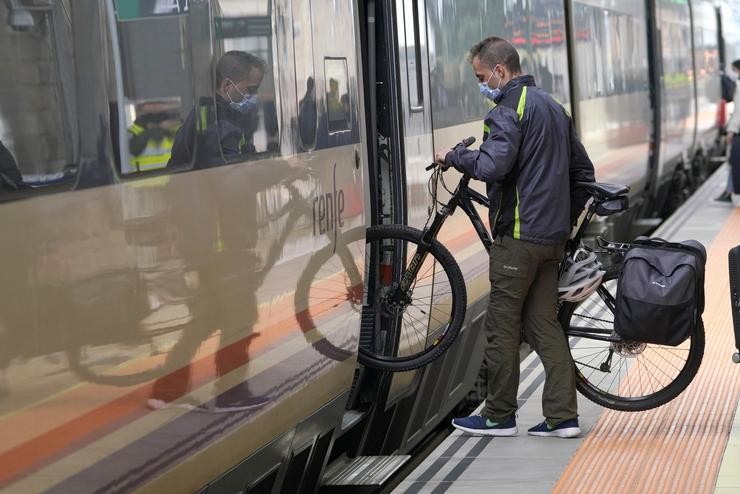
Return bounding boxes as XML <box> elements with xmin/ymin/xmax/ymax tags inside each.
<box><xmin>394</xmin><ymin>165</ymin><xmax>740</xmax><ymax>493</ymax></box>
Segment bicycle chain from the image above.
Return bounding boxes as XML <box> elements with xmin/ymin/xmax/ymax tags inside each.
<box><xmin>574</xmin><ymin>360</ymin><xmax>608</xmax><ymax>372</ymax></box>
<box><xmin>573</xmin><ymin>313</ymin><xmax>613</xmax><ymax>325</ymax></box>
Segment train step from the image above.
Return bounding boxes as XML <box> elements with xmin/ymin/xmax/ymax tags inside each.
<box><xmin>320</xmin><ymin>455</ymin><xmax>410</xmax><ymax>493</ymax></box>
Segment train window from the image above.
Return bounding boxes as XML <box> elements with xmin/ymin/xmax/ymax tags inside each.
<box><xmin>213</xmin><ymin>0</ymin><xmax>281</xmax><ymax>159</ymax></box>
<box><xmin>0</xmin><ymin>0</ymin><xmax>79</xmax><ymax>199</ymax></box>
<box><xmin>426</xmin><ymin>0</ymin><xmax>571</xmax><ymax>130</ymax></box>
<box><xmin>572</xmin><ymin>3</ymin><xmax>649</xmax><ymax>101</ymax></box>
<box><xmin>292</xmin><ymin>0</ymin><xmax>317</xmax><ymax>150</ymax></box>
<box><xmin>324</xmin><ymin>58</ymin><xmax>351</xmax><ymax>133</ymax></box>
<box><xmin>110</xmin><ymin>0</ymin><xmax>281</xmax><ymax>174</ymax></box>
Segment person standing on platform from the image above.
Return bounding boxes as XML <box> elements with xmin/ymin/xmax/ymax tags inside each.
<box><xmin>434</xmin><ymin>37</ymin><xmax>595</xmax><ymax>438</ymax></box>
<box><xmin>716</xmin><ymin>59</ymin><xmax>740</xmax><ymax>204</ymax></box>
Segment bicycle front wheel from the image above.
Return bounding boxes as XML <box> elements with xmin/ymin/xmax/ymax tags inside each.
<box><xmin>560</xmin><ymin>269</ymin><xmax>704</xmax><ymax>412</ymax></box>
<box><xmin>359</xmin><ymin>224</ymin><xmax>467</xmax><ymax>371</ymax></box>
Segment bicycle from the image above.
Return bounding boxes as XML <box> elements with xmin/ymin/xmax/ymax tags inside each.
<box><xmin>67</xmin><ymin>171</ymin><xmax>359</xmax><ymax>387</ymax></box>
<box><xmin>360</xmin><ymin>137</ymin><xmax>704</xmax><ymax>412</ymax></box>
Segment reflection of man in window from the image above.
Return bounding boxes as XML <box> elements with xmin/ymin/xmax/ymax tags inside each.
<box><xmin>169</xmin><ymin>51</ymin><xmax>265</xmax><ymax>168</ymax></box>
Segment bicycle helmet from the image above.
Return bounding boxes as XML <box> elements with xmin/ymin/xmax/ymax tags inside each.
<box><xmin>558</xmin><ymin>248</ymin><xmax>605</xmax><ymax>302</ymax></box>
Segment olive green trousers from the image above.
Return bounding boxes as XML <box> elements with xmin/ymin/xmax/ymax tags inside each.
<box><xmin>483</xmin><ymin>235</ymin><xmax>577</xmax><ymax>424</ymax></box>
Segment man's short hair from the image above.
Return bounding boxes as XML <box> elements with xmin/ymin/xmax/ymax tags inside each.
<box><xmin>469</xmin><ymin>37</ymin><xmax>521</xmax><ymax>73</ymax></box>
<box><xmin>732</xmin><ymin>59</ymin><xmax>740</xmax><ymax>71</ymax></box>
<box><xmin>215</xmin><ymin>50</ymin><xmax>266</xmax><ymax>86</ymax></box>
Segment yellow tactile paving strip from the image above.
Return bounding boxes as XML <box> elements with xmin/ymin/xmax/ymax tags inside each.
<box><xmin>554</xmin><ymin>209</ymin><xmax>740</xmax><ymax>494</ymax></box>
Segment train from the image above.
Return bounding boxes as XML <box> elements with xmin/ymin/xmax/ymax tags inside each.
<box><xmin>0</xmin><ymin>0</ymin><xmax>735</xmax><ymax>492</ymax></box>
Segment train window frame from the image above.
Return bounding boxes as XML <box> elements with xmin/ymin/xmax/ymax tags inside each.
<box><xmin>0</xmin><ymin>0</ymin><xmax>80</xmax><ymax>196</ymax></box>
<box><xmin>324</xmin><ymin>57</ymin><xmax>352</xmax><ymax>135</ymax></box>
<box><xmin>106</xmin><ymin>0</ymin><xmax>197</xmax><ymax>179</ymax></box>
<box><xmin>292</xmin><ymin>0</ymin><xmax>318</xmax><ymax>151</ymax></box>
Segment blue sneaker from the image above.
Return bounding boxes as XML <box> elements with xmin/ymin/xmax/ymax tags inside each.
<box><xmin>451</xmin><ymin>415</ymin><xmax>517</xmax><ymax>436</ymax></box>
<box><xmin>527</xmin><ymin>418</ymin><xmax>581</xmax><ymax>438</ymax></box>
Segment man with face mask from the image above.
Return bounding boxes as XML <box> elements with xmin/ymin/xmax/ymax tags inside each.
<box><xmin>434</xmin><ymin>37</ymin><xmax>595</xmax><ymax>438</ymax></box>
<box><xmin>169</xmin><ymin>50</ymin><xmax>266</xmax><ymax>168</ymax></box>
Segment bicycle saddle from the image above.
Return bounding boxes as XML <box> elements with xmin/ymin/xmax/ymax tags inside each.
<box><xmin>574</xmin><ymin>181</ymin><xmax>630</xmax><ymax>200</ymax></box>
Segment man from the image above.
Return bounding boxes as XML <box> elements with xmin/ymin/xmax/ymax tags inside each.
<box><xmin>434</xmin><ymin>37</ymin><xmax>595</xmax><ymax>438</ymax></box>
<box><xmin>169</xmin><ymin>50</ymin><xmax>265</xmax><ymax>168</ymax></box>
<box><xmin>716</xmin><ymin>59</ymin><xmax>740</xmax><ymax>203</ymax></box>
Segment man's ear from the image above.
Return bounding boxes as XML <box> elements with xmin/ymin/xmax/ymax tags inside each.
<box><xmin>218</xmin><ymin>79</ymin><xmax>231</xmax><ymax>97</ymax></box>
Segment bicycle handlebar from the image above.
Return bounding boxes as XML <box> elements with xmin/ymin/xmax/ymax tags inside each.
<box><xmin>425</xmin><ymin>136</ymin><xmax>476</xmax><ymax>171</ymax></box>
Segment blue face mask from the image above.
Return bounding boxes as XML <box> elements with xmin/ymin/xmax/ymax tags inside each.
<box><xmin>226</xmin><ymin>80</ymin><xmax>259</xmax><ymax>113</ymax></box>
<box><xmin>479</xmin><ymin>70</ymin><xmax>502</xmax><ymax>101</ymax></box>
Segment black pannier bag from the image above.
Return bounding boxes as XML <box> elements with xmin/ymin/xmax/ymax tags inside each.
<box><xmin>615</xmin><ymin>238</ymin><xmax>706</xmax><ymax>346</ymax></box>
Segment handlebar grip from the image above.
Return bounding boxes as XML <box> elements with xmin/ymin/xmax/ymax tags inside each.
<box><xmin>460</xmin><ymin>136</ymin><xmax>476</xmax><ymax>148</ymax></box>
<box><xmin>426</xmin><ymin>136</ymin><xmax>476</xmax><ymax>171</ymax></box>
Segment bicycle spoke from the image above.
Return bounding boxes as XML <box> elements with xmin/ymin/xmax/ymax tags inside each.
<box><xmin>647</xmin><ymin>346</ymin><xmax>685</xmax><ymax>375</ymax></box>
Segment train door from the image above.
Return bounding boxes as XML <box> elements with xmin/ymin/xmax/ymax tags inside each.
<box><xmin>383</xmin><ymin>0</ymin><xmax>438</xmax><ymax>403</ymax></box>
<box><xmin>396</xmin><ymin>0</ymin><xmax>434</xmax><ymax>230</ymax></box>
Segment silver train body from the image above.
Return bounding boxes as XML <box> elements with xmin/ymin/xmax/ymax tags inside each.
<box><xmin>0</xmin><ymin>0</ymin><xmax>730</xmax><ymax>492</ymax></box>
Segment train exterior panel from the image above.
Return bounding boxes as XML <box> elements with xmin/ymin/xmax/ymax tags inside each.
<box><xmin>0</xmin><ymin>0</ymin><xmax>365</xmax><ymax>491</ymax></box>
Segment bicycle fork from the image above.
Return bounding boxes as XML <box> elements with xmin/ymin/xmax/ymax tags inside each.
<box><xmin>384</xmin><ymin>206</ymin><xmax>458</xmax><ymax>315</ymax></box>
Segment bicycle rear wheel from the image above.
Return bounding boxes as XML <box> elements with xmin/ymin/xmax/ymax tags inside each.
<box><xmin>559</xmin><ymin>269</ymin><xmax>704</xmax><ymax>411</ymax></box>
<box><xmin>359</xmin><ymin>224</ymin><xmax>467</xmax><ymax>371</ymax></box>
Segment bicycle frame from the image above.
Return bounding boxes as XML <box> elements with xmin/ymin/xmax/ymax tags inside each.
<box><xmin>390</xmin><ymin>167</ymin><xmax>629</xmax><ymax>316</ymax></box>
<box><xmin>392</xmin><ymin>174</ymin><xmax>491</xmax><ymax>299</ymax></box>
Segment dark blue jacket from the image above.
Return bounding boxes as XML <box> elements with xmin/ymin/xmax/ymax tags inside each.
<box><xmin>169</xmin><ymin>95</ymin><xmax>257</xmax><ymax>169</ymax></box>
<box><xmin>446</xmin><ymin>75</ymin><xmax>595</xmax><ymax>245</ymax></box>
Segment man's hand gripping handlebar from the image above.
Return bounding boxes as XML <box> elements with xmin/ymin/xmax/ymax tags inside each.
<box><xmin>428</xmin><ymin>136</ymin><xmax>476</xmax><ymax>171</ymax></box>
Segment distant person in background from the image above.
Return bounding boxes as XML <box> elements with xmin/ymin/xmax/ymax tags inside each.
<box><xmin>169</xmin><ymin>50</ymin><xmax>266</xmax><ymax>168</ymax></box>
<box><xmin>298</xmin><ymin>77</ymin><xmax>317</xmax><ymax>147</ymax></box>
<box><xmin>716</xmin><ymin>59</ymin><xmax>740</xmax><ymax>203</ymax></box>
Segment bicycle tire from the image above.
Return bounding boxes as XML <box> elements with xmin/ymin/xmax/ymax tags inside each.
<box><xmin>358</xmin><ymin>224</ymin><xmax>467</xmax><ymax>371</ymax></box>
<box><xmin>66</xmin><ymin>345</ymin><xmax>168</xmax><ymax>387</ymax></box>
<box><xmin>294</xmin><ymin>227</ymin><xmax>364</xmax><ymax>363</ymax></box>
<box><xmin>559</xmin><ymin>268</ymin><xmax>705</xmax><ymax>412</ymax></box>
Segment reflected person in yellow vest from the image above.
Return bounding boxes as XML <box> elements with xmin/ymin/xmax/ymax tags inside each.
<box><xmin>127</xmin><ymin>100</ymin><xmax>181</xmax><ymax>172</ymax></box>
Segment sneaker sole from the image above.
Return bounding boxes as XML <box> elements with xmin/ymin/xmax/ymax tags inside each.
<box><xmin>528</xmin><ymin>427</ymin><xmax>581</xmax><ymax>438</ymax></box>
<box><xmin>141</xmin><ymin>315</ymin><xmax>193</xmax><ymax>331</ymax></box>
<box><xmin>451</xmin><ymin>421</ymin><xmax>518</xmax><ymax>437</ymax></box>
<box><xmin>147</xmin><ymin>399</ymin><xmax>209</xmax><ymax>412</ymax></box>
<box><xmin>210</xmin><ymin>403</ymin><xmax>268</xmax><ymax>413</ymax></box>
